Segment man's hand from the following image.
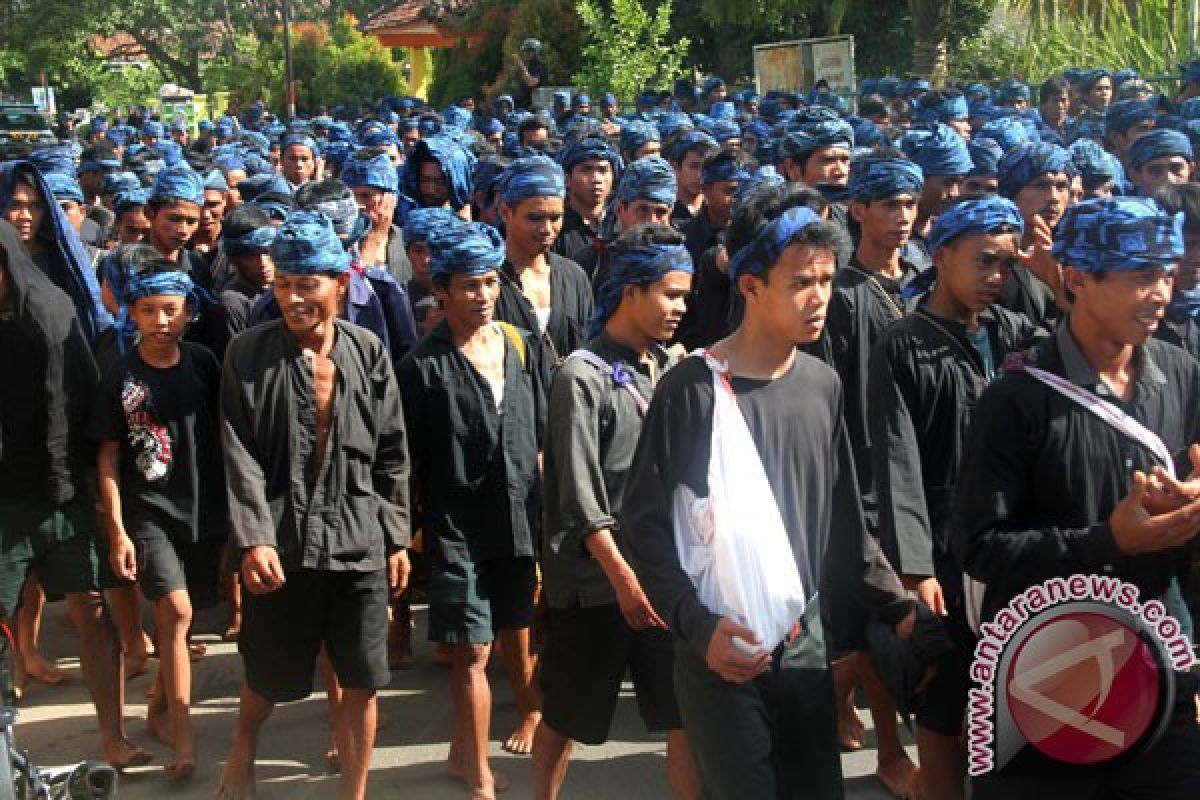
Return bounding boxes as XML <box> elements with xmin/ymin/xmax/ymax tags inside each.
<box><xmin>109</xmin><ymin>534</ymin><xmax>137</xmax><ymax>582</ymax></box>
<box><xmin>1019</xmin><ymin>215</ymin><xmax>1064</xmax><ymax>298</ymax></box>
<box><xmin>895</xmin><ymin>607</ymin><xmax>917</xmax><ymax>640</ymax></box>
<box><xmin>705</xmin><ymin>617</ymin><xmax>771</xmax><ymax>684</ymax></box>
<box><xmin>613</xmin><ymin>571</ymin><xmax>666</xmax><ymax>630</ymax></box>
<box><xmin>387</xmin><ymin>548</ymin><xmax>411</xmax><ymax>598</ymax></box>
<box><xmin>1144</xmin><ymin>444</ymin><xmax>1200</xmax><ymax>515</ymax></box>
<box><xmin>903</xmin><ymin>574</ymin><xmax>946</xmax><ymax>617</ymax></box>
<box><xmin>241</xmin><ymin>546</ymin><xmax>286</xmax><ymax>595</ymax></box>
<box><xmin>1110</xmin><ymin>470</ymin><xmax>1200</xmax><ymax>554</ymax></box>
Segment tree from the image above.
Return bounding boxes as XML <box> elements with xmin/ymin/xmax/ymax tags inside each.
<box><xmin>910</xmin><ymin>0</ymin><xmax>953</xmax><ymax>78</ymax></box>
<box><xmin>572</xmin><ymin>0</ymin><xmax>689</xmax><ymax>103</ymax></box>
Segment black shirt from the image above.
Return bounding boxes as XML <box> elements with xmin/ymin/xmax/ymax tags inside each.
<box><xmin>868</xmin><ymin>305</ymin><xmax>1043</xmax><ymax>596</ymax></box>
<box><xmin>89</xmin><ymin>342</ymin><xmax>225</xmax><ymax>542</ymax></box>
<box><xmin>552</xmin><ymin>205</ymin><xmax>599</xmax><ymax>262</ymax></box>
<box><xmin>998</xmin><ymin>263</ymin><xmax>1058</xmax><ymax>331</ymax></box>
<box><xmin>952</xmin><ymin>321</ymin><xmax>1200</xmax><ymax>621</ymax></box>
<box><xmin>621</xmin><ymin>353</ymin><xmax>910</xmax><ymax>659</ymax></box>
<box><xmin>398</xmin><ymin>320</ymin><xmax>549</xmax><ymax>564</ymax></box>
<box><xmin>1155</xmin><ymin>306</ymin><xmax>1200</xmax><ymax>361</ymax></box>
<box><xmin>202</xmin><ymin>276</ymin><xmax>265</xmax><ymax>364</ymax></box>
<box><xmin>673</xmin><ymin>244</ymin><xmax>732</xmax><ymax>351</ymax></box>
<box><xmin>495</xmin><ymin>253</ymin><xmax>593</xmax><ymax>365</ymax></box>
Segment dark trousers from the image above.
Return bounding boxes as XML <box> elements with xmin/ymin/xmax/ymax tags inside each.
<box><xmin>673</xmin><ymin>605</ymin><xmax>843</xmax><ymax>800</ymax></box>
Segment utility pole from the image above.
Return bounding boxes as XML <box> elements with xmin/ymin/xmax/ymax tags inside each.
<box><xmin>282</xmin><ymin>0</ymin><xmax>296</xmax><ymax>120</ymax></box>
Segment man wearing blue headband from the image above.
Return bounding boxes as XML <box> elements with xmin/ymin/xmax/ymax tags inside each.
<box><xmin>578</xmin><ymin>156</ymin><xmax>677</xmax><ymax>286</ymax></box>
<box><xmin>554</xmin><ymin>136</ymin><xmax>619</xmax><ymax>261</ymax></box>
<box><xmin>342</xmin><ymin>149</ymin><xmax>413</xmax><ymax>286</ymax></box>
<box><xmin>954</xmin><ymin>197</ymin><xmax>1200</xmax><ymax>797</ymax></box>
<box><xmin>1154</xmin><ymin>182</ymin><xmax>1200</xmax><ymax>359</ymax></box>
<box><xmin>534</xmin><ymin>223</ymin><xmax>701</xmax><ymax>800</ymax></box>
<box><xmin>78</xmin><ymin>143</ymin><xmax>123</xmax><ymax>207</ymax></box>
<box><xmin>1035</xmin><ymin>76</ymin><xmax>1072</xmax><ymax>138</ymax></box>
<box><xmin>398</xmin><ymin>214</ymin><xmax>548</xmax><ymax>799</ymax></box>
<box><xmin>217</xmin><ymin>209</ymin><xmax>411</xmax><ymax>800</ymax></box>
<box><xmin>622</xmin><ymin>183</ymin><xmax>911</xmax><ymax>799</ymax></box>
<box><xmin>869</xmin><ymin>197</ymin><xmax>1039</xmax><ymax>800</ymax></box>
<box><xmin>280</xmin><ymin>134</ymin><xmax>320</xmax><ymax>190</ymax></box>
<box><xmin>906</xmin><ymin>124</ymin><xmax>974</xmax><ymax>249</ymax></box>
<box><xmin>90</xmin><ymin>248</ymin><xmax>222</xmax><ymax>780</ymax></box>
<box><xmin>776</xmin><ymin>118</ymin><xmax>854</xmax><ymax>192</ymax></box>
<box><xmin>994</xmin><ymin>141</ymin><xmax>1075</xmax><ymax>330</ymax></box>
<box><xmin>191</xmin><ymin>169</ymin><xmax>229</xmax><ymax>266</ymax></box>
<box><xmin>1129</xmin><ymin>129</ymin><xmax>1194</xmax><ymax>198</ymax></box>
<box><xmin>681</xmin><ymin>148</ymin><xmax>753</xmax><ymax>266</ymax></box>
<box><xmin>207</xmin><ymin>204</ymin><xmax>276</xmax><ymax>363</ymax></box>
<box><xmin>963</xmin><ymin>138</ymin><xmax>1004</xmax><ymax>200</ymax></box>
<box><xmin>1105</xmin><ymin>99</ymin><xmax>1157</xmax><ymax>176</ymax></box>
<box><xmin>1079</xmin><ymin>68</ymin><xmax>1115</xmax><ymax>111</ymax></box>
<box><xmin>619</xmin><ymin>120</ymin><xmax>662</xmax><ymax>164</ymax></box>
<box><xmin>496</xmin><ymin>155</ymin><xmax>593</xmax><ymax>364</ymax></box>
<box><xmin>665</xmin><ymin>130</ymin><xmax>719</xmax><ymax>227</ymax></box>
<box><xmin>112</xmin><ymin>189</ymin><xmax>152</xmax><ymax>246</ymax></box>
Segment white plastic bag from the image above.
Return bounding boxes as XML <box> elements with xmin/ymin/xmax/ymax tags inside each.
<box><xmin>672</xmin><ymin>352</ymin><xmax>808</xmax><ymax>653</ymax></box>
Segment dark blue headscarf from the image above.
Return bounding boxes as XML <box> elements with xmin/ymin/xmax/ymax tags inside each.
<box><xmin>847</xmin><ymin>157</ymin><xmax>924</xmax><ymax>202</ymax></box>
<box><xmin>620</xmin><ymin>121</ymin><xmax>660</xmax><ymax>158</ymax></box>
<box><xmin>614</xmin><ymin>156</ymin><xmax>676</xmax><ymax>206</ymax></box>
<box><xmin>917</xmin><ymin>94</ymin><xmax>969</xmax><ymax>126</ymax></box>
<box><xmin>727</xmin><ymin>206</ymin><xmax>824</xmax><ymax>281</ymax></box>
<box><xmin>1069</xmin><ymin>139</ymin><xmax>1122</xmax><ymax>189</ymax></box>
<box><xmin>427</xmin><ymin>217</ymin><xmax>505</xmax><ymax>281</ymax></box>
<box><xmin>222</xmin><ymin>223</ymin><xmax>277</xmax><ymax>256</ymax></box>
<box><xmin>733</xmin><ymin>166</ymin><xmax>786</xmax><ymax>212</ymax></box>
<box><xmin>589</xmin><ymin>240</ymin><xmax>694</xmax><ymax>337</ymax></box>
<box><xmin>403</xmin><ymin>206</ymin><xmax>459</xmax><ymax>245</ymax></box>
<box><xmin>498</xmin><ymin>155</ymin><xmax>565</xmax><ymax>205</ymax></box>
<box><xmin>1128</xmin><ymin>129</ymin><xmax>1194</xmax><ymax>170</ymax></box>
<box><xmin>558</xmin><ymin>136</ymin><xmax>622</xmax><ymax>177</ymax></box>
<box><xmin>903</xmin><ymin>124</ymin><xmax>973</xmax><ymax>176</ymax></box>
<box><xmin>271</xmin><ymin>210</ymin><xmax>351</xmax><ymax>275</ymax></box>
<box><xmin>902</xmin><ymin>196</ymin><xmax>1025</xmax><ymax>299</ymax></box>
<box><xmin>1052</xmin><ymin>196</ymin><xmax>1183</xmax><ymax>273</ymax></box>
<box><xmin>979</xmin><ymin>116</ymin><xmax>1032</xmax><ymax>152</ymax></box>
<box><xmin>401</xmin><ymin>135</ymin><xmax>475</xmax><ymax>211</ymax></box>
<box><xmin>1105</xmin><ymin>100</ymin><xmax>1157</xmax><ymax>137</ymax></box>
<box><xmin>666</xmin><ymin>130</ymin><xmax>718</xmax><ymax>164</ymax></box>
<box><xmin>0</xmin><ymin>162</ymin><xmax>112</xmax><ymax>342</ymax></box>
<box><xmin>1078</xmin><ymin>69</ymin><xmax>1112</xmax><ymax>92</ymax></box>
<box><xmin>968</xmin><ymin>138</ymin><xmax>1004</xmax><ymax>176</ymax></box>
<box><xmin>342</xmin><ymin>152</ymin><xmax>399</xmax><ymax>193</ymax></box>
<box><xmin>997</xmin><ymin>142</ymin><xmax>1074</xmax><ymax>199</ymax></box>
<box><xmin>150</xmin><ymin>165</ymin><xmax>205</xmax><ymax>205</ymax></box>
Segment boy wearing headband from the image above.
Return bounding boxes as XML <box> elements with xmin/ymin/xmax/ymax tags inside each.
<box><xmin>91</xmin><ymin>257</ymin><xmax>223</xmax><ymax>779</ymax></box>
<box><xmin>868</xmin><ymin>197</ymin><xmax>1040</xmax><ymax>800</ymax></box>
<box><xmin>954</xmin><ymin>197</ymin><xmax>1200</xmax><ymax>797</ymax></box>
<box><xmin>533</xmin><ymin>224</ymin><xmax>700</xmax><ymax>800</ymax></box>
<box><xmin>622</xmin><ymin>185</ymin><xmax>911</xmax><ymax>799</ymax></box>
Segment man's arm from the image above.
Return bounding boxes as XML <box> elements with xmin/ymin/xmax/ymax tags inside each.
<box><xmin>96</xmin><ymin>440</ymin><xmax>135</xmax><ymax>581</ymax></box>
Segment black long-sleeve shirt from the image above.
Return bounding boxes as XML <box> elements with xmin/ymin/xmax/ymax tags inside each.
<box><xmin>951</xmin><ymin>321</ymin><xmax>1200</xmax><ymax>621</ymax></box>
<box><xmin>495</xmin><ymin>254</ymin><xmax>593</xmax><ymax>365</ymax></box>
<box><xmin>398</xmin><ymin>320</ymin><xmax>548</xmax><ymax>564</ymax></box>
<box><xmin>542</xmin><ymin>333</ymin><xmax>670</xmax><ymax>608</ymax></box>
<box><xmin>220</xmin><ymin>319</ymin><xmax>410</xmax><ymax>572</ymax></box>
<box><xmin>868</xmin><ymin>305</ymin><xmax>1043</xmax><ymax>598</ymax></box>
<box><xmin>621</xmin><ymin>353</ymin><xmax>910</xmax><ymax>660</ymax></box>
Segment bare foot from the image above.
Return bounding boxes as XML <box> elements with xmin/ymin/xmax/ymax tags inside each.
<box><xmin>166</xmin><ymin>721</ymin><xmax>196</xmax><ymax>781</ymax></box>
<box><xmin>876</xmin><ymin>754</ymin><xmax>923</xmax><ymax>800</ymax></box>
<box><xmin>124</xmin><ymin>653</ymin><xmax>149</xmax><ymax>681</ymax></box>
<box><xmin>502</xmin><ymin>711</ymin><xmax>540</xmax><ymax>755</ymax></box>
<box><xmin>838</xmin><ymin>703</ymin><xmax>865</xmax><ymax>751</ymax></box>
<box><xmin>214</xmin><ymin>750</ymin><xmax>256</xmax><ymax>799</ymax></box>
<box><xmin>447</xmin><ymin>758</ymin><xmax>510</xmax><ymax>794</ymax></box>
<box><xmin>148</xmin><ymin>703</ymin><xmax>174</xmax><ymax>746</ymax></box>
<box><xmin>104</xmin><ymin>738</ymin><xmax>154</xmax><ymax>771</ymax></box>
<box><xmin>222</xmin><ymin>617</ymin><xmax>241</xmax><ymax>642</ymax></box>
<box><xmin>22</xmin><ymin>652</ymin><xmax>68</xmax><ymax>687</ymax></box>
<box><xmin>325</xmin><ymin>733</ymin><xmax>340</xmax><ymax>774</ymax></box>
<box><xmin>188</xmin><ymin>642</ymin><xmax>208</xmax><ymax>662</ymax></box>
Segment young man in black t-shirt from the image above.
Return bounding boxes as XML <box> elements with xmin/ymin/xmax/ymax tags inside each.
<box><xmin>91</xmin><ymin>258</ymin><xmax>226</xmax><ymax>778</ymax></box>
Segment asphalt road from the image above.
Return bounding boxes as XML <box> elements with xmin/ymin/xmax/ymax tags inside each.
<box><xmin>12</xmin><ymin>602</ymin><xmax>913</xmax><ymax>799</ymax></box>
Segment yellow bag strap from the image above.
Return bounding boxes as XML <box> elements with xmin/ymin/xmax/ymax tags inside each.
<box><xmin>496</xmin><ymin>321</ymin><xmax>527</xmax><ymax>369</ymax></box>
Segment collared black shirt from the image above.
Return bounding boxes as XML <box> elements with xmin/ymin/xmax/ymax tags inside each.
<box><xmin>543</xmin><ymin>333</ymin><xmax>670</xmax><ymax>608</ymax></box>
<box><xmin>952</xmin><ymin>321</ymin><xmax>1200</xmax><ymax>621</ymax></box>
<box><xmin>221</xmin><ymin>319</ymin><xmax>410</xmax><ymax>572</ymax></box>
<box><xmin>621</xmin><ymin>353</ymin><xmax>910</xmax><ymax>660</ymax></box>
<box><xmin>552</xmin><ymin>205</ymin><xmax>599</xmax><ymax>262</ymax></box>
<box><xmin>495</xmin><ymin>253</ymin><xmax>593</xmax><ymax>365</ymax></box>
<box><xmin>681</xmin><ymin>209</ymin><xmax>721</xmax><ymax>266</ymax></box>
<box><xmin>823</xmin><ymin>256</ymin><xmax>920</xmax><ymax>530</ymax></box>
<box><xmin>868</xmin><ymin>305</ymin><xmax>1043</xmax><ymax>595</ymax></box>
<box><xmin>398</xmin><ymin>320</ymin><xmax>549</xmax><ymax>564</ymax></box>
<box><xmin>1155</xmin><ymin>306</ymin><xmax>1200</xmax><ymax>361</ymax></box>
<box><xmin>998</xmin><ymin>262</ymin><xmax>1059</xmax><ymax>331</ymax></box>
<box><xmin>673</xmin><ymin>243</ymin><xmax>731</xmax><ymax>351</ymax></box>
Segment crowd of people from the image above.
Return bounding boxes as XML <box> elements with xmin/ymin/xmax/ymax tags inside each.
<box><xmin>4</xmin><ymin>42</ymin><xmax>1200</xmax><ymax>799</ymax></box>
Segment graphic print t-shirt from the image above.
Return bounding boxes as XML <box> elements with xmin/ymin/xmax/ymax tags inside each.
<box><xmin>88</xmin><ymin>342</ymin><xmax>225</xmax><ymax>542</ymax></box>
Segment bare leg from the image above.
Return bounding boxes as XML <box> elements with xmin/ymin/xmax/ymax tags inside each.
<box><xmin>497</xmin><ymin>627</ymin><xmax>540</xmax><ymax>755</ymax></box>
<box><xmin>320</xmin><ymin>646</ymin><xmax>343</xmax><ymax>772</ymax></box>
<box><xmin>214</xmin><ymin>685</ymin><xmax>273</xmax><ymax>799</ymax></box>
<box><xmin>154</xmin><ymin>590</ymin><xmax>195</xmax><ymax>778</ymax></box>
<box><xmin>333</xmin><ymin>688</ymin><xmax>376</xmax><ymax>800</ymax></box>
<box><xmin>915</xmin><ymin>727</ymin><xmax>965</xmax><ymax>800</ymax></box>
<box><xmin>16</xmin><ymin>575</ymin><xmax>68</xmax><ymax>688</ymax></box>
<box><xmin>665</xmin><ymin>729</ymin><xmax>702</xmax><ymax>800</ymax></box>
<box><xmin>447</xmin><ymin>643</ymin><xmax>508</xmax><ymax>798</ymax></box>
<box><xmin>832</xmin><ymin>654</ymin><xmax>865</xmax><ymax>751</ymax></box>
<box><xmin>221</xmin><ymin>545</ymin><xmax>241</xmax><ymax>642</ymax></box>
<box><xmin>531</xmin><ymin>720</ymin><xmax>572</xmax><ymax>800</ymax></box>
<box><xmin>66</xmin><ymin>591</ymin><xmax>151</xmax><ymax>769</ymax></box>
<box><xmin>106</xmin><ymin>585</ymin><xmax>150</xmax><ymax>680</ymax></box>
<box><xmin>860</xmin><ymin>656</ymin><xmax>922</xmax><ymax>799</ymax></box>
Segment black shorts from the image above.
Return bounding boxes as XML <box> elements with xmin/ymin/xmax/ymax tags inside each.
<box><xmin>133</xmin><ymin>528</ymin><xmax>223</xmax><ymax>609</ymax></box>
<box><xmin>239</xmin><ymin>568</ymin><xmax>390</xmax><ymax>703</ymax></box>
<box><xmin>540</xmin><ymin>603</ymin><xmax>681</xmax><ymax>745</ymax></box>
<box><xmin>914</xmin><ymin>614</ymin><xmax>975</xmax><ymax>737</ymax></box>
<box><xmin>427</xmin><ymin>555</ymin><xmax>536</xmax><ymax>645</ymax></box>
<box><xmin>0</xmin><ymin>494</ymin><xmax>104</xmax><ymax>617</ymax></box>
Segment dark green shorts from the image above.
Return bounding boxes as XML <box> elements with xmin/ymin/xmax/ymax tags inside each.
<box><xmin>0</xmin><ymin>494</ymin><xmax>103</xmax><ymax>618</ymax></box>
<box><xmin>427</xmin><ymin>555</ymin><xmax>536</xmax><ymax>645</ymax></box>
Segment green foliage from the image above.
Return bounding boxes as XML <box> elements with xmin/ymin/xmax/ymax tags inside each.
<box><xmin>951</xmin><ymin>0</ymin><xmax>1185</xmax><ymax>84</ymax></box>
<box><xmin>572</xmin><ymin>0</ymin><xmax>689</xmax><ymax>103</ymax></box>
<box><xmin>90</xmin><ymin>64</ymin><xmax>166</xmax><ymax>108</ymax></box>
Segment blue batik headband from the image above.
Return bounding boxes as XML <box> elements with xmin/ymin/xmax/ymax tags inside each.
<box><xmin>727</xmin><ymin>206</ymin><xmax>824</xmax><ymax>282</ymax></box>
<box><xmin>589</xmin><ymin>243</ymin><xmax>694</xmax><ymax>337</ymax></box>
<box><xmin>1052</xmin><ymin>197</ymin><xmax>1183</xmax><ymax>274</ymax></box>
